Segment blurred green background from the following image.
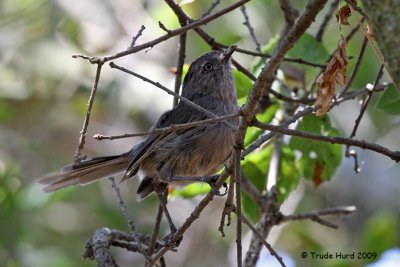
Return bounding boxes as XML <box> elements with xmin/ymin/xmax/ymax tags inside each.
<box><xmin>1</xmin><ymin>0</ymin><xmax>399</xmax><ymax>266</ymax></box>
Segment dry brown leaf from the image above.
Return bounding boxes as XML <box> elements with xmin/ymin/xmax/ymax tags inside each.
<box><xmin>312</xmin><ymin>162</ymin><xmax>324</xmax><ymax>186</ymax></box>
<box><xmin>316</xmin><ymin>36</ymin><xmax>348</xmax><ymax>116</ymax></box>
<box><xmin>336</xmin><ymin>4</ymin><xmax>352</xmax><ymax>25</ymax></box>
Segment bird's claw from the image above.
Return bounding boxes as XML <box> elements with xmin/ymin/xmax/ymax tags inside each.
<box><xmin>207</xmin><ymin>176</ymin><xmax>228</xmax><ymax>196</ymax></box>
<box><xmin>162</xmin><ymin>229</ymin><xmax>181</xmax><ymax>248</ymax></box>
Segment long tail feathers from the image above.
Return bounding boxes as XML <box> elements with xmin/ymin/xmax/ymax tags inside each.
<box><xmin>37</xmin><ymin>154</ymin><xmax>129</xmax><ymax>192</ymax></box>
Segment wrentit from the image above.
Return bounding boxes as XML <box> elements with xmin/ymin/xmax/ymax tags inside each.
<box><xmin>38</xmin><ymin>46</ymin><xmax>239</xmax><ymax>201</ymax></box>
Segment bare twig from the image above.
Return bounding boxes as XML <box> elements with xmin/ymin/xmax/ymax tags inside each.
<box><xmin>73</xmin><ymin>62</ymin><xmax>103</xmax><ymax>164</ymax></box>
<box><xmin>164</xmin><ymin>0</ymin><xmax>188</xmax><ymax>107</ymax></box>
<box><xmin>158</xmin><ymin>21</ymin><xmax>172</xmax><ymax>34</ymax></box>
<box><xmin>148</xmin><ymin>204</ymin><xmax>164</xmax><ymax>255</ymax></box>
<box><xmin>200</xmin><ymin>0</ymin><xmax>221</xmax><ymax>18</ymax></box>
<box><xmin>240</xmin><ymin>211</ymin><xmax>286</xmax><ymax>267</ymax></box>
<box><xmin>315</xmin><ymin>0</ymin><xmax>339</xmax><ymax>41</ymax></box>
<box><xmin>244</xmin><ymin>188</ymin><xmax>280</xmax><ymax>267</ymax></box>
<box><xmin>164</xmin><ymin>1</ymin><xmax>326</xmax><ymax>70</ymax></box>
<box><xmin>252</xmin><ymin>117</ymin><xmax>400</xmax><ymax>162</ymax></box>
<box><xmin>130</xmin><ymin>25</ymin><xmax>146</xmax><ymax>47</ymax></box>
<box><xmin>234</xmin><ymin>148</ymin><xmax>243</xmax><ymax>267</ymax></box>
<box><xmin>278</xmin><ymin>0</ymin><xmax>299</xmax><ymax>39</ymax></box>
<box><xmin>239</xmin><ymin>0</ymin><xmax>328</xmax><ymax>133</ymax></box>
<box><xmin>109</xmin><ymin>177</ymin><xmax>151</xmax><ymax>261</ymax></box>
<box><xmin>308</xmin><ymin>17</ymin><xmax>366</xmax><ymax>94</ymax></box>
<box><xmin>240</xmin><ymin>5</ymin><xmax>264</xmax><ymax>64</ymax></box>
<box><xmin>243</xmin><ymin>83</ymin><xmax>388</xmax><ymax>159</ymax></box>
<box><xmin>346</xmin><ymin>65</ymin><xmax>385</xmax><ymax>171</ymax></box>
<box><xmin>347</xmin><ymin>3</ymin><xmax>393</xmax><ymax>85</ymax></box>
<box><xmin>235</xmin><ymin>48</ymin><xmax>327</xmax><ymax>68</ymax></box>
<box><xmin>109</xmin><ymin>61</ymin><xmax>235</xmax><ymax>128</ymax></box>
<box><xmin>109</xmin><ymin>177</ymin><xmax>136</xmax><ymax>233</ymax></box>
<box><xmin>349</xmin><ymin>65</ymin><xmax>384</xmax><ymax>139</ymax></box>
<box><xmin>73</xmin><ymin>0</ymin><xmax>250</xmax><ymax>64</ymax></box>
<box><xmin>340</xmin><ymin>36</ymin><xmax>369</xmax><ymax>96</ymax></box>
<box><xmin>94</xmin><ymin>113</ymin><xmax>240</xmax><ymax>140</ymax></box>
<box><xmin>280</xmin><ymin>205</ymin><xmax>357</xmax><ymax>225</ymax></box>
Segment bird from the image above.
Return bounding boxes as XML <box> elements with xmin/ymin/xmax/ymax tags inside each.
<box><xmin>38</xmin><ymin>47</ymin><xmax>239</xmax><ymax>234</ymax></box>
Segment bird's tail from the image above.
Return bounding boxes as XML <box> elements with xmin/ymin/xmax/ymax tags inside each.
<box><xmin>37</xmin><ymin>154</ymin><xmax>130</xmax><ymax>192</ymax></box>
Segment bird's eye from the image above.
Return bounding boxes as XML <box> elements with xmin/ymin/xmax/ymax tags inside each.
<box><xmin>203</xmin><ymin>63</ymin><xmax>214</xmax><ymax>71</ymax></box>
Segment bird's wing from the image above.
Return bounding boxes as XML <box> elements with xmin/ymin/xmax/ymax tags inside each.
<box><xmin>122</xmin><ymin>103</ymin><xmax>202</xmax><ymax>181</ymax></box>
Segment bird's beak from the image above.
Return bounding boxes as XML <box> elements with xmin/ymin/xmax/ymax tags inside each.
<box><xmin>220</xmin><ymin>46</ymin><xmax>237</xmax><ymax>64</ymax></box>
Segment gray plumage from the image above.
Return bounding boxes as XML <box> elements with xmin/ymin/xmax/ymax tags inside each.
<box><xmin>37</xmin><ymin>46</ymin><xmax>239</xmax><ymax>200</ymax></box>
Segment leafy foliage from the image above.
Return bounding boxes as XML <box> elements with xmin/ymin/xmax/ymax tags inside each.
<box><xmin>375</xmin><ymin>84</ymin><xmax>400</xmax><ymax>115</ymax></box>
<box><xmin>289</xmin><ymin>115</ymin><xmax>342</xmax><ymax>185</ymax></box>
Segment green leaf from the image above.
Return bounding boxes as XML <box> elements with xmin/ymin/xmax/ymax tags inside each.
<box><xmin>170</xmin><ymin>183</ymin><xmax>211</xmax><ymax>198</ymax></box>
<box><xmin>276</xmin><ymin>145</ymin><xmax>300</xmax><ymax>202</ymax></box>
<box><xmin>361</xmin><ymin>212</ymin><xmax>399</xmax><ymax>257</ymax></box>
<box><xmin>375</xmin><ymin>84</ymin><xmax>400</xmax><ymax>115</ymax></box>
<box><xmin>234</xmin><ymin>69</ymin><xmax>253</xmax><ymax>98</ymax></box>
<box><xmin>289</xmin><ymin>115</ymin><xmax>342</xmax><ymax>185</ymax></box>
<box><xmin>244</xmin><ymin>103</ymin><xmax>280</xmax><ymax>147</ymax></box>
<box><xmin>241</xmin><ymin>143</ymin><xmax>302</xmax><ymax>221</ymax></box>
<box><xmin>242</xmin><ymin>147</ymin><xmax>272</xmax><ymax>222</ymax></box>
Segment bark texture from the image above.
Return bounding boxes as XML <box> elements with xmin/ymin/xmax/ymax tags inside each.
<box><xmin>361</xmin><ymin>0</ymin><xmax>400</xmax><ymax>90</ymax></box>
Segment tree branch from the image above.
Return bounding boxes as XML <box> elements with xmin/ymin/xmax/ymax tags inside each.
<box><xmin>73</xmin><ymin>62</ymin><xmax>103</xmax><ymax>164</ymax></box>
<box><xmin>252</xmin><ymin>117</ymin><xmax>400</xmax><ymax>162</ymax></box>
<box><xmin>73</xmin><ymin>0</ymin><xmax>250</xmax><ymax>64</ymax></box>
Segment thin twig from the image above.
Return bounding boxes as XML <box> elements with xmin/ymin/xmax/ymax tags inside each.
<box><xmin>308</xmin><ymin>17</ymin><xmax>366</xmax><ymax>94</ymax></box>
<box><xmin>164</xmin><ymin>0</ymin><xmax>188</xmax><ymax>108</ymax></box>
<box><xmin>109</xmin><ymin>177</ymin><xmax>136</xmax><ymax>233</ymax></box>
<box><xmin>158</xmin><ymin>21</ymin><xmax>172</xmax><ymax>34</ymax></box>
<box><xmin>280</xmin><ymin>206</ymin><xmax>356</xmax><ymax>224</ymax></box>
<box><xmin>173</xmin><ymin>34</ymin><xmax>186</xmax><ymax>107</ymax></box>
<box><xmin>346</xmin><ymin>65</ymin><xmax>385</xmax><ymax>171</ymax></box>
<box><xmin>73</xmin><ymin>62</ymin><xmax>103</xmax><ymax>164</ymax></box>
<box><xmin>349</xmin><ymin>65</ymin><xmax>384</xmax><ymax>139</ymax></box>
<box><xmin>94</xmin><ymin>113</ymin><xmax>240</xmax><ymax>140</ymax></box>
<box><xmin>240</xmin><ymin>5</ymin><xmax>264</xmax><ymax>65</ymax></box>
<box><xmin>240</xmin><ymin>211</ymin><xmax>286</xmax><ymax>267</ymax></box>
<box><xmin>347</xmin><ymin>3</ymin><xmax>393</xmax><ymax>86</ymax></box>
<box><xmin>244</xmin><ymin>188</ymin><xmax>280</xmax><ymax>267</ymax></box>
<box><xmin>130</xmin><ymin>25</ymin><xmax>146</xmax><ymax>47</ymax></box>
<box><xmin>235</xmin><ymin>48</ymin><xmax>326</xmax><ymax>68</ymax></box>
<box><xmin>278</xmin><ymin>0</ymin><xmax>299</xmax><ymax>40</ymax></box>
<box><xmin>73</xmin><ymin>0</ymin><xmax>250</xmax><ymax>64</ymax></box>
<box><xmin>200</xmin><ymin>0</ymin><xmax>221</xmax><ymax>18</ymax></box>
<box><xmin>148</xmin><ymin>204</ymin><xmax>164</xmax><ymax>255</ymax></box>
<box><xmin>109</xmin><ymin>178</ymin><xmax>151</xmax><ymax>261</ymax></box>
<box><xmin>234</xmin><ymin>148</ymin><xmax>243</xmax><ymax>267</ymax></box>
<box><xmin>109</xmin><ymin>61</ymin><xmax>235</xmax><ymax>128</ymax></box>
<box><xmin>164</xmin><ymin>1</ymin><xmax>326</xmax><ymax>70</ymax></box>
<box><xmin>240</xmin><ymin>4</ymin><xmax>274</xmax><ymax>113</ymax></box>
<box><xmin>252</xmin><ymin>116</ymin><xmax>400</xmax><ymax>162</ymax></box>
<box><xmin>243</xmin><ymin>83</ymin><xmax>388</xmax><ymax>159</ymax></box>
<box><xmin>315</xmin><ymin>0</ymin><xmax>339</xmax><ymax>41</ymax></box>
<box><xmin>340</xmin><ymin>36</ymin><xmax>368</xmax><ymax>96</ymax></box>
